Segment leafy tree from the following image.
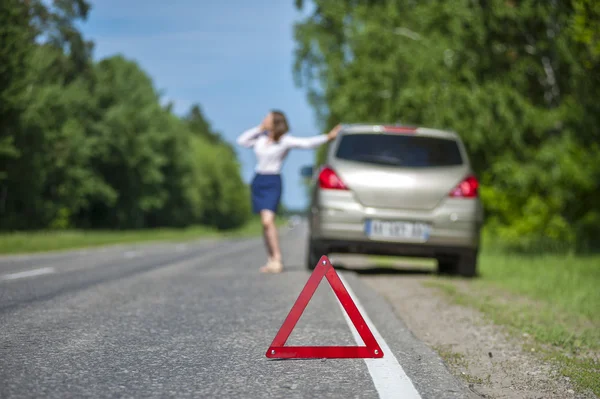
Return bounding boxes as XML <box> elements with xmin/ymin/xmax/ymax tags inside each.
<box><xmin>0</xmin><ymin>0</ymin><xmax>252</xmax><ymax>232</ymax></box>
<box><xmin>571</xmin><ymin>0</ymin><xmax>600</xmax><ymax>62</ymax></box>
<box><xmin>185</xmin><ymin>104</ymin><xmax>235</xmax><ymax>154</ymax></box>
<box><xmin>147</xmin><ymin>115</ymin><xmax>208</xmax><ymax>228</ymax></box>
<box><xmin>293</xmin><ymin>0</ymin><xmax>600</xmax><ymax>252</ymax></box>
<box><xmin>186</xmin><ymin>105</ymin><xmax>217</xmax><ymax>142</ymax></box>
<box><xmin>87</xmin><ymin>56</ymin><xmax>170</xmax><ymax>229</ymax></box>
<box><xmin>194</xmin><ymin>138</ymin><xmax>251</xmax><ymax>230</ymax></box>
<box><xmin>28</xmin><ymin>0</ymin><xmax>94</xmax><ymax>82</ymax></box>
<box><xmin>0</xmin><ymin>0</ymin><xmax>34</xmax><ymax>182</ymax></box>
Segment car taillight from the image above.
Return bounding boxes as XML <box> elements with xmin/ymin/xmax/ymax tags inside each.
<box><xmin>318</xmin><ymin>166</ymin><xmax>348</xmax><ymax>190</ymax></box>
<box><xmin>449</xmin><ymin>175</ymin><xmax>479</xmax><ymax>198</ymax></box>
<box><xmin>382</xmin><ymin>126</ymin><xmax>416</xmax><ymax>134</ymax></box>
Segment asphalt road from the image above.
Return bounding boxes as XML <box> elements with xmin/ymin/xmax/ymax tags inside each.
<box><xmin>0</xmin><ymin>223</ymin><xmax>474</xmax><ymax>399</ymax></box>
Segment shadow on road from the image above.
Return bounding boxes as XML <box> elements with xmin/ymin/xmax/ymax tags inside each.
<box><xmin>332</xmin><ymin>263</ymin><xmax>435</xmax><ymax>276</ymax></box>
<box><xmin>281</xmin><ymin>262</ymin><xmax>435</xmax><ymax>276</ymax></box>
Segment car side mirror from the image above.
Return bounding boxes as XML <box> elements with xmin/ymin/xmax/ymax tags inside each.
<box><xmin>300</xmin><ymin>165</ymin><xmax>314</xmax><ymax>178</ymax></box>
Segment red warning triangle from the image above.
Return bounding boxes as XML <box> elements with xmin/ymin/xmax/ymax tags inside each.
<box><xmin>265</xmin><ymin>255</ymin><xmax>384</xmax><ymax>359</ymax></box>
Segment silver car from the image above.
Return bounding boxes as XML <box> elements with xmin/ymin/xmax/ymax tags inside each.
<box><xmin>301</xmin><ymin>123</ymin><xmax>484</xmax><ymax>277</ymax></box>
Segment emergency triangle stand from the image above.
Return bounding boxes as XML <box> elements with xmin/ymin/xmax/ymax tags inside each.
<box><xmin>265</xmin><ymin>255</ymin><xmax>384</xmax><ymax>359</ymax></box>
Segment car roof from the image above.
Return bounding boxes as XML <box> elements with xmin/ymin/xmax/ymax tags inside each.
<box><xmin>339</xmin><ymin>123</ymin><xmax>460</xmax><ymax>140</ymax></box>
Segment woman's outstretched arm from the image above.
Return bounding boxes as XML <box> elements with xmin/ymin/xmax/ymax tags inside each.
<box><xmin>283</xmin><ymin>124</ymin><xmax>342</xmax><ymax>149</ymax></box>
<box><xmin>283</xmin><ymin>134</ymin><xmax>330</xmax><ymax>149</ymax></box>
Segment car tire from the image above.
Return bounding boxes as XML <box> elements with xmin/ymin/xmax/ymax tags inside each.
<box><xmin>306</xmin><ymin>239</ymin><xmax>324</xmax><ymax>270</ymax></box>
<box><xmin>436</xmin><ymin>249</ymin><xmax>478</xmax><ymax>278</ymax></box>
<box><xmin>436</xmin><ymin>258</ymin><xmax>457</xmax><ymax>275</ymax></box>
<box><xmin>457</xmin><ymin>250</ymin><xmax>478</xmax><ymax>277</ymax></box>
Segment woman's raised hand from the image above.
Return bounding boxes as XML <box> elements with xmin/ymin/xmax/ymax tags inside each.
<box><xmin>327</xmin><ymin>124</ymin><xmax>342</xmax><ymax>141</ymax></box>
<box><xmin>260</xmin><ymin>112</ymin><xmax>274</xmax><ymax>132</ymax></box>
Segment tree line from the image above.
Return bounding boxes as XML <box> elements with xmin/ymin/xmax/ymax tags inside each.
<box><xmin>293</xmin><ymin>0</ymin><xmax>600</xmax><ymax>253</ymax></box>
<box><xmin>0</xmin><ymin>0</ymin><xmax>251</xmax><ymax>232</ymax></box>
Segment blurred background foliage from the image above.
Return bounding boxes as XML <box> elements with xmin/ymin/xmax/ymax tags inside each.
<box><xmin>0</xmin><ymin>0</ymin><xmax>251</xmax><ymax>232</ymax></box>
<box><xmin>2</xmin><ymin>0</ymin><xmax>599</xmax><ymax>253</ymax></box>
<box><xmin>293</xmin><ymin>0</ymin><xmax>600</xmax><ymax>254</ymax></box>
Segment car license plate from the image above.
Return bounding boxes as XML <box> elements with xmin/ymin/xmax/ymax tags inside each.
<box><xmin>365</xmin><ymin>219</ymin><xmax>430</xmax><ymax>241</ymax></box>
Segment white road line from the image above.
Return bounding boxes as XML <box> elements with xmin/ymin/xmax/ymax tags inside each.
<box><xmin>338</xmin><ymin>274</ymin><xmax>422</xmax><ymax>399</ymax></box>
<box><xmin>0</xmin><ymin>240</ymin><xmax>254</xmax><ymax>283</ymax></box>
<box><xmin>0</xmin><ymin>267</ymin><xmax>56</xmax><ymax>281</ymax></box>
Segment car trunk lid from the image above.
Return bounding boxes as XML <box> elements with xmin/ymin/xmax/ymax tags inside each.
<box><xmin>329</xmin><ymin>132</ymin><xmax>471</xmax><ymax>210</ymax></box>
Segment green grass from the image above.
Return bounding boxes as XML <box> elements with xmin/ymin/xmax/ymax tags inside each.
<box><xmin>369</xmin><ymin>255</ymin><xmax>436</xmax><ymax>269</ymax></box>
<box><xmin>422</xmin><ymin>252</ymin><xmax>600</xmax><ymax>396</ymax></box>
<box><xmin>0</xmin><ymin>216</ymin><xmax>288</xmax><ymax>256</ymax></box>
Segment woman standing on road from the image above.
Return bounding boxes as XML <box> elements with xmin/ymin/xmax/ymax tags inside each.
<box><xmin>237</xmin><ymin>111</ymin><xmax>341</xmax><ymax>274</ymax></box>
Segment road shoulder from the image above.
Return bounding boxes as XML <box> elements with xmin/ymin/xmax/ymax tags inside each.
<box><xmin>339</xmin><ymin>270</ymin><xmax>477</xmax><ymax>399</ymax></box>
<box><xmin>359</xmin><ymin>273</ymin><xmax>596</xmax><ymax>399</ymax></box>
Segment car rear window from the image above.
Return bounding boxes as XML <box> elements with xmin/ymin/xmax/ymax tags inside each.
<box><xmin>335</xmin><ymin>133</ymin><xmax>464</xmax><ymax>167</ymax></box>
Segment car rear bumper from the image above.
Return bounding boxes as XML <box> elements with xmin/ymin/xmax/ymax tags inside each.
<box><xmin>310</xmin><ymin>190</ymin><xmax>483</xmax><ymax>252</ymax></box>
<box><xmin>313</xmin><ymin>218</ymin><xmax>481</xmax><ymax>247</ymax></box>
<box><xmin>313</xmin><ymin>238</ymin><xmax>477</xmax><ymax>260</ymax></box>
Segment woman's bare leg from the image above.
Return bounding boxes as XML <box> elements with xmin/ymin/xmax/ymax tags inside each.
<box><xmin>262</xmin><ymin>221</ymin><xmax>274</xmax><ymax>261</ymax></box>
<box><xmin>260</xmin><ymin>210</ymin><xmax>283</xmax><ymax>272</ymax></box>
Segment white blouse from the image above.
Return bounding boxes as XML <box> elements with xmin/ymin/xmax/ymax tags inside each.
<box><xmin>237</xmin><ymin>126</ymin><xmax>329</xmax><ymax>174</ymax></box>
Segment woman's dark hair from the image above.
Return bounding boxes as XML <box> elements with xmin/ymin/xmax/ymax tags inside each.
<box><xmin>271</xmin><ymin>109</ymin><xmax>289</xmax><ymax>137</ymax></box>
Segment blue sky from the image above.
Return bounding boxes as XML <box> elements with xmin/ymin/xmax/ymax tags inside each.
<box><xmin>78</xmin><ymin>0</ymin><xmax>319</xmax><ymax>210</ymax></box>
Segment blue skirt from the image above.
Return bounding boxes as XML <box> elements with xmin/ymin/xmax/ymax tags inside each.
<box><xmin>251</xmin><ymin>173</ymin><xmax>282</xmax><ymax>214</ymax></box>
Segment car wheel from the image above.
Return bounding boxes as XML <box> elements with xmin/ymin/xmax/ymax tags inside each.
<box><xmin>306</xmin><ymin>239</ymin><xmax>325</xmax><ymax>270</ymax></box>
<box><xmin>436</xmin><ymin>258</ymin><xmax>457</xmax><ymax>275</ymax></box>
<box><xmin>437</xmin><ymin>250</ymin><xmax>478</xmax><ymax>277</ymax></box>
<box><xmin>457</xmin><ymin>250</ymin><xmax>478</xmax><ymax>278</ymax></box>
